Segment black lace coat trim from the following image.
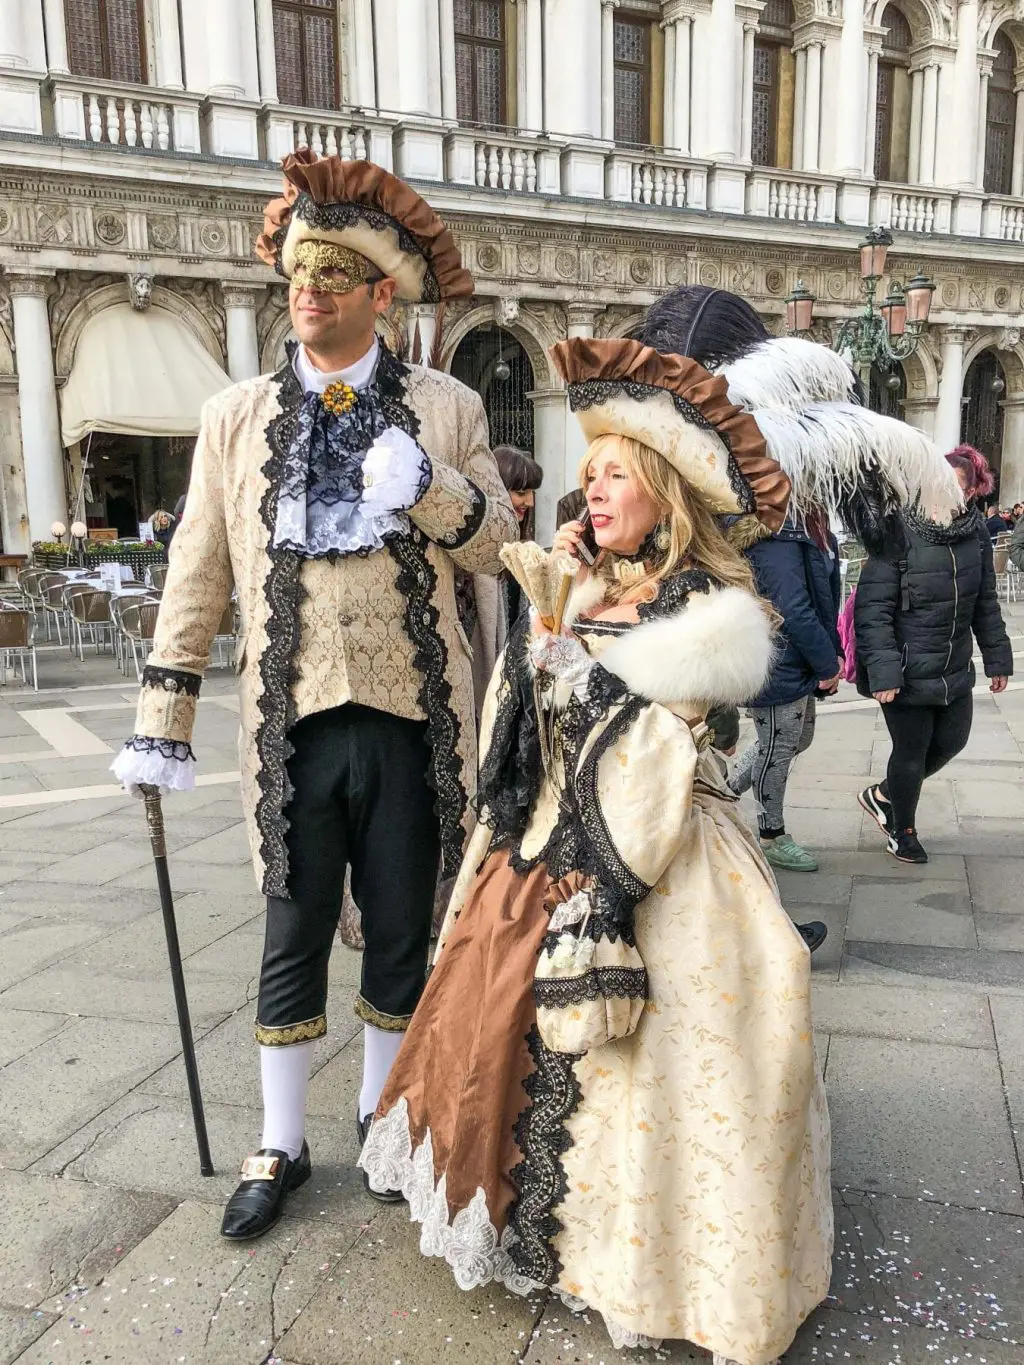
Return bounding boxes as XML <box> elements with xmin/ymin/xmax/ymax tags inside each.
<box><xmin>275</xmin><ymin>195</ymin><xmax>444</xmax><ymax>303</ymax></box>
<box><xmin>506</xmin><ymin>1027</ymin><xmax>582</xmax><ymax>1286</ymax></box>
<box><xmin>141</xmin><ymin>665</ymin><xmax>202</xmax><ymax>698</ymax></box>
<box><xmin>378</xmin><ymin>350</ymin><xmax>468</xmax><ymax>880</ymax></box>
<box><xmin>534</xmin><ymin>965</ymin><xmax>649</xmax><ymax>1009</ymax></box>
<box><xmin>569</xmin><ymin>378</ymin><xmax>756</xmax><ymax>515</ymax></box>
<box><xmin>437</xmin><ymin>480</ymin><xmax>487</xmax><ymax>550</ymax></box>
<box><xmin>121</xmin><ymin>736</ymin><xmax>196</xmax><ymax>762</ymax></box>
<box><xmin>255</xmin><ymin>359</ymin><xmax>307</xmax><ymax>899</ymax></box>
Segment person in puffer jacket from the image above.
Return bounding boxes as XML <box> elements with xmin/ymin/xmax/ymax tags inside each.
<box><xmin>856</xmin><ymin>445</ymin><xmax>1012</xmax><ymax>864</ymax></box>
<box><xmin>728</xmin><ymin>512</ymin><xmax>843</xmax><ymax>873</ymax></box>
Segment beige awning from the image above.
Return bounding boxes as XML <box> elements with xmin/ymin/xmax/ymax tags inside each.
<box><xmin>61</xmin><ymin>303</ymin><xmax>231</xmax><ymax>446</ymax></box>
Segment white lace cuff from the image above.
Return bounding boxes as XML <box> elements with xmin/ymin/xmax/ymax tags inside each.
<box><xmin>112</xmin><ymin>737</ymin><xmax>197</xmax><ymax>798</ymax></box>
<box><xmin>528</xmin><ymin>630</ymin><xmax>595</xmax><ymax>699</ymax></box>
<box><xmin>361</xmin><ymin>426</ymin><xmax>432</xmax><ymax>513</ymax></box>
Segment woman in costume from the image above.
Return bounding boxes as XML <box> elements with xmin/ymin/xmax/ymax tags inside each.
<box><xmin>361</xmin><ymin>336</ymin><xmax>834</xmax><ymax>1364</ymax></box>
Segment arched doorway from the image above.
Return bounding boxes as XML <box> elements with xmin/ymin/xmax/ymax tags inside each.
<box><xmin>961</xmin><ymin>350</ymin><xmax>1006</xmax><ymax>486</ymax></box>
<box><xmin>450</xmin><ymin>325</ymin><xmax>535</xmax><ymax>452</ymax></box>
<box><xmin>869</xmin><ymin>362</ymin><xmax>906</xmax><ymax>417</ymax></box>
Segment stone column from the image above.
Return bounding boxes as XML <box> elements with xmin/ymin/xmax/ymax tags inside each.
<box><xmin>223</xmin><ymin>287</ymin><xmax>261</xmax><ymax>382</ymax></box>
<box><xmin>935</xmin><ymin>327</ymin><xmax>968</xmax><ymax>454</ymax></box>
<box><xmin>662</xmin><ymin>20</ymin><xmax>676</xmax><ymax>150</ymax></box>
<box><xmin>919</xmin><ymin>63</ymin><xmax>939</xmax><ymax>183</ymax></box>
<box><xmin>152</xmin><ymin>0</ymin><xmax>184</xmax><ymax>88</ymax></box>
<box><xmin>835</xmin><ymin>0</ymin><xmax>866</xmax><ymax>174</ymax></box>
<box><xmin>740</xmin><ymin>24</ymin><xmax>755</xmax><ymax>163</ymax></box>
<box><xmin>674</xmin><ymin>17</ymin><xmax>691</xmax><ymax>153</ymax></box>
<box><xmin>41</xmin><ymin>0</ymin><xmax>70</xmax><ymax>73</ymax></box>
<box><xmin>528</xmin><ymin>390</ymin><xmax>568</xmax><ymax>546</ymax></box>
<box><xmin>515</xmin><ymin>0</ymin><xmax>529</xmax><ymax>128</ymax></box>
<box><xmin>601</xmin><ymin>0</ymin><xmax>617</xmax><ymax>142</ymax></box>
<box><xmin>999</xmin><ymin>397</ymin><xmax>1024</xmax><ymax>503</ymax></box>
<box><xmin>10</xmin><ymin>274</ymin><xmax>66</xmax><ymax>541</ymax></box>
<box><xmin>439</xmin><ymin>0</ymin><xmax>457</xmax><ymax>118</ymax></box>
<box><xmin>563</xmin><ymin>306</ymin><xmax>598</xmax><ymax>499</ymax></box>
<box><xmin>975</xmin><ymin>72</ymin><xmax>990</xmax><ymax>190</ymax></box>
<box><xmin>706</xmin><ymin>0</ymin><xmax>738</xmax><ymax>159</ymax></box>
<box><xmin>524</xmin><ymin>0</ymin><xmax>543</xmax><ymax>130</ymax></box>
<box><xmin>803</xmin><ymin>43</ymin><xmax>822</xmax><ymax>172</ymax></box>
<box><xmin>792</xmin><ymin>46</ymin><xmax>806</xmax><ymax>170</ymax></box>
<box><xmin>950</xmin><ymin>0</ymin><xmax>979</xmax><ymax>187</ymax></box>
<box><xmin>207</xmin><ymin>0</ymin><xmax>246</xmax><ymax>96</ymax></box>
<box><xmin>407</xmin><ymin>305</ymin><xmax>437</xmax><ymax>365</ymax></box>
<box><xmin>908</xmin><ymin>67</ymin><xmax>923</xmax><ymax>182</ymax></box>
<box><xmin>1013</xmin><ymin>85</ymin><xmax>1024</xmax><ymax>197</ymax></box>
<box><xmin>350</xmin><ymin>0</ymin><xmax>377</xmax><ymax>109</ymax></box>
<box><xmin>254</xmin><ymin>0</ymin><xmax>278</xmax><ymax>102</ymax></box>
<box><xmin>864</xmin><ymin>50</ymin><xmax>879</xmax><ymax>176</ymax></box>
<box><xmin>0</xmin><ymin>4</ymin><xmax>28</xmax><ymax>66</ymax></box>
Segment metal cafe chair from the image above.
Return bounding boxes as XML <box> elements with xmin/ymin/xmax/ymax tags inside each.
<box><xmin>0</xmin><ymin>607</ymin><xmax>38</xmax><ymax>689</ymax></box>
<box><xmin>120</xmin><ymin>599</ymin><xmax>161</xmax><ymax>681</ymax></box>
<box><xmin>69</xmin><ymin>588</ymin><xmax>114</xmax><ymax>660</ymax></box>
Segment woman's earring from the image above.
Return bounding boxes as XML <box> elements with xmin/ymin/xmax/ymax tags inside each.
<box><xmin>655</xmin><ymin>521</ymin><xmax>671</xmax><ymax>553</ymax></box>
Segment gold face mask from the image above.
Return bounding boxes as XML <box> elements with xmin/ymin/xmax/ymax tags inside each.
<box><xmin>289</xmin><ymin>241</ymin><xmax>379</xmax><ymax>295</ymax></box>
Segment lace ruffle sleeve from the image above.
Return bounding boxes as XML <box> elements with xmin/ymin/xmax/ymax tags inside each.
<box><xmin>111</xmin><ymin>736</ymin><xmax>197</xmax><ymax>797</ymax></box>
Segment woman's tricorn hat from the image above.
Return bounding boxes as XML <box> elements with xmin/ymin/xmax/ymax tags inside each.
<box><xmin>256</xmin><ymin>149</ymin><xmax>475</xmax><ymax>304</ymax></box>
<box><xmin>549</xmin><ymin>337</ymin><xmax>792</xmax><ymax>539</ymax></box>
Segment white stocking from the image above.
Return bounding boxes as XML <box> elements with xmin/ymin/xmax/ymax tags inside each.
<box><xmin>359</xmin><ymin>1024</ymin><xmax>404</xmax><ymax>1122</ymax></box>
<box><xmin>260</xmin><ymin>1040</ymin><xmax>315</xmax><ymax>1159</ymax></box>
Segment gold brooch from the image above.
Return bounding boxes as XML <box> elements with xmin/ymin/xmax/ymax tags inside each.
<box><xmin>322</xmin><ymin>381</ymin><xmax>358</xmax><ymax>417</ymax></box>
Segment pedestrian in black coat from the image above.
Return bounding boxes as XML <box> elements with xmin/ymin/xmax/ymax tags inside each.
<box><xmin>856</xmin><ymin>446</ymin><xmax>1012</xmax><ymax>864</ymax></box>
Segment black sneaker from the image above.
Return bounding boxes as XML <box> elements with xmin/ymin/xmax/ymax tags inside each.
<box><xmin>887</xmin><ymin>828</ymin><xmax>928</xmax><ymax>864</ymax></box>
<box><xmin>858</xmin><ymin>785</ymin><xmax>894</xmax><ymax>839</ymax></box>
<box><xmin>797</xmin><ymin>921</ymin><xmax>829</xmax><ymax>953</ymax></box>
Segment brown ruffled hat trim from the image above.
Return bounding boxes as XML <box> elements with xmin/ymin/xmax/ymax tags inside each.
<box><xmin>256</xmin><ymin>149</ymin><xmax>474</xmax><ymax>302</ymax></box>
<box><xmin>549</xmin><ymin>337</ymin><xmax>790</xmax><ymax>534</ymax></box>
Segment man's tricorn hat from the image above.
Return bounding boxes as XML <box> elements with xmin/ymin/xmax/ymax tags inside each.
<box><xmin>256</xmin><ymin>149</ymin><xmax>475</xmax><ymax>304</ymax></box>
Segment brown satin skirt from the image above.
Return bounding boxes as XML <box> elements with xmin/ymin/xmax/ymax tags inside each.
<box><xmin>375</xmin><ymin>848</ymin><xmax>554</xmax><ymax>1225</ymax></box>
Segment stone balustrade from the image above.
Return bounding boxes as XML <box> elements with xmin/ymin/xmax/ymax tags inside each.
<box><xmin>262</xmin><ymin>107</ymin><xmax>396</xmax><ymax>169</ymax></box>
<box><xmin>747</xmin><ymin>169</ymin><xmax>837</xmax><ymax>223</ymax></box>
<box><xmin>47</xmin><ymin>77</ymin><xmax>202</xmax><ymax>155</ymax></box>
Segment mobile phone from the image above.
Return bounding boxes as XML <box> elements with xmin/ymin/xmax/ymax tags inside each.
<box><xmin>576</xmin><ymin>508</ymin><xmax>598</xmax><ymax>566</ymax></box>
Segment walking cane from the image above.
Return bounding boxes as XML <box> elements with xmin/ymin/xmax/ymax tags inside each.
<box><xmin>139</xmin><ymin>783</ymin><xmax>215</xmax><ymax>1176</ymax></box>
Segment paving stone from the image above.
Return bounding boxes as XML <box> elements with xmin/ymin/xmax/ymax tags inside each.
<box><xmin>0</xmin><ymin>821</ymin><xmax>123</xmax><ymax>857</ymax></box>
<box><xmin>520</xmin><ymin>1301</ymin><xmax>703</xmax><ymax>1361</ymax></box>
<box><xmin>990</xmin><ymin>996</ymin><xmax>1024</xmax><ymax>1169</ymax></box>
<box><xmin>929</xmin><ymin>817</ymin><xmax>1024</xmax><ymax>856</ymax></box>
<box><xmin>0</xmin><ymin>1169</ymin><xmax>175</xmax><ymax>1311</ymax></box>
<box><xmin>788</xmin><ymin>808</ymin><xmax>869</xmax><ymax>849</ymax></box>
<box><xmin>30</xmin><ymin>838</ymin><xmax>155</xmax><ymax>886</ymax></box>
<box><xmin>1</xmin><ymin>1015</ymin><xmax>182</xmax><ymax>1169</ymax></box>
<box><xmin>0</xmin><ymin>963</ymin><xmax>246</xmax><ymax>1030</ymax></box>
<box><xmin>773</xmin><ymin>871</ymin><xmax>853</xmax><ymax>906</ymax></box>
<box><xmin>179</xmin><ymin>822</ymin><xmax>254</xmax><ymax>866</ymax></box>
<box><xmin>112</xmin><ymin>858</ymin><xmax>257</xmax><ymax>895</ymax></box>
<box><xmin>818</xmin><ymin>851</ymin><xmax>968</xmax><ymax>882</ymax></box>
<box><xmin>976</xmin><ymin>913</ymin><xmax>1024</xmax><ymax>952</ymax></box>
<box><xmin>826</xmin><ymin>1035</ymin><xmax>1022</xmax><ymax>1213</ymax></box>
<box><xmin>0</xmin><ymin>918</ymin><xmax>110</xmax><ymax>991</ymax></box>
<box><xmin>810</xmin><ymin>981</ymin><xmax>995</xmax><ymax>1048</ymax></box>
<box><xmin>72</xmin><ymin>898</ymin><xmax>263</xmax><ymax>976</ymax></box>
<box><xmin>179</xmin><ymin>920</ymin><xmax>266</xmax><ymax>976</ymax></box>
<box><xmin>846</xmin><ymin>879</ymin><xmax>978</xmax><ymax>950</ymax></box>
<box><xmin>14</xmin><ymin>1200</ymin><xmax>378</xmax><ymax>1365</ymax></box>
<box><xmin>828</xmin><ymin>1189</ymin><xmax>1024</xmax><ymax>1346</ymax></box>
<box><xmin>966</xmin><ymin>856</ymin><xmax>1024</xmax><ymax>915</ymax></box>
<box><xmin>277</xmin><ymin>1202</ymin><xmax>545</xmax><ymax>1365</ymax></box>
<box><xmin>0</xmin><ymin>1305</ymin><xmax>59</xmax><ymax>1365</ymax></box>
<box><xmin>0</xmin><ymin>1006</ymin><xmax>70</xmax><ymax>1067</ymax></box>
<box><xmin>843</xmin><ymin>940</ymin><xmax>1024</xmax><ymax>991</ymax></box>
<box><xmin>783</xmin><ymin>901</ymin><xmax>848</xmax><ymax>981</ymax></box>
<box><xmin>0</xmin><ymin>880</ymin><xmax>162</xmax><ymax>923</ymax></box>
<box><xmin>786</xmin><ymin>1307</ymin><xmax>1024</xmax><ymax>1363</ymax></box>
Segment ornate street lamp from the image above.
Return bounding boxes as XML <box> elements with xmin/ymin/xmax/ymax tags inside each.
<box><xmin>787</xmin><ymin>227</ymin><xmax>935</xmax><ymax>400</ymax></box>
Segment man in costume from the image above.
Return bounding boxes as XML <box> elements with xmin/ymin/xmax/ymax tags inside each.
<box><xmin>112</xmin><ymin>151</ymin><xmax>517</xmax><ymax>1239</ymax></box>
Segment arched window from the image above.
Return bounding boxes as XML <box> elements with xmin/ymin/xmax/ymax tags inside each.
<box><xmin>613</xmin><ymin>12</ymin><xmax>652</xmax><ymax>144</ymax></box>
<box><xmin>64</xmin><ymin>0</ymin><xmax>146</xmax><ymax>84</ymax></box>
<box><xmin>961</xmin><ymin>350</ymin><xmax>1006</xmax><ymax>481</ymax></box>
<box><xmin>455</xmin><ymin>0</ymin><xmax>506</xmax><ymax>126</ymax></box>
<box><xmin>984</xmin><ymin>33</ymin><xmax>1017</xmax><ymax>196</ymax></box>
<box><xmin>875</xmin><ymin>5</ymin><xmax>912</xmax><ymax>181</ymax></box>
<box><xmin>273</xmin><ymin>0</ymin><xmax>340</xmax><ymax>110</ymax></box>
<box><xmin>752</xmin><ymin>0</ymin><xmax>794</xmax><ymax>168</ymax></box>
<box><xmin>450</xmin><ymin>326</ymin><xmax>535</xmax><ymax>451</ymax></box>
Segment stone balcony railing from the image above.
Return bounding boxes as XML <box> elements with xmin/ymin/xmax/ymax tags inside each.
<box><xmin>6</xmin><ymin>79</ymin><xmax>1024</xmax><ymax>248</ymax></box>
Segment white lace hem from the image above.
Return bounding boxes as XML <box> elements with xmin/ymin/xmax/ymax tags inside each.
<box><xmin>111</xmin><ymin>745</ymin><xmax>197</xmax><ymax>796</ymax></box>
<box><xmin>357</xmin><ymin>1095</ymin><xmax>662</xmax><ymax>1351</ymax></box>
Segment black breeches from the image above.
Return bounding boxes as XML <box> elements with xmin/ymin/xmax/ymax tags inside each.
<box><xmin>880</xmin><ymin>693</ymin><xmax>973</xmax><ymax>830</ymax></box>
<box><xmin>255</xmin><ymin>704</ymin><xmax>441</xmax><ymax>1046</ymax></box>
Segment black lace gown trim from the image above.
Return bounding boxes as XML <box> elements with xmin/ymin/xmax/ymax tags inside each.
<box><xmin>636</xmin><ymin>567</ymin><xmax>715</xmax><ymax>621</ymax></box>
<box><xmin>569</xmin><ymin>378</ymin><xmax>756</xmax><ymax>516</ymax></box>
<box><xmin>141</xmin><ymin>665</ymin><xmax>202</xmax><ymax>698</ymax></box>
<box><xmin>254</xmin><ymin>358</ymin><xmax>307</xmax><ymax>899</ymax></box>
<box><xmin>534</xmin><ymin>965</ymin><xmax>649</xmax><ymax>1009</ymax></box>
<box><xmin>378</xmin><ymin>350</ymin><xmax>468</xmax><ymax>880</ymax></box>
<box><xmin>121</xmin><ymin>736</ymin><xmax>196</xmax><ymax>762</ymax></box>
<box><xmin>506</xmin><ymin>1026</ymin><xmax>582</xmax><ymax>1286</ymax></box>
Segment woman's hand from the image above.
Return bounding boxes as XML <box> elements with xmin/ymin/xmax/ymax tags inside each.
<box><xmin>990</xmin><ymin>675</ymin><xmax>1009</xmax><ymax>694</ymax></box>
<box><xmin>552</xmin><ymin>520</ymin><xmax>587</xmax><ymax>560</ymax></box>
<box><xmin>873</xmin><ymin>688</ymin><xmax>900</xmax><ymax>704</ymax></box>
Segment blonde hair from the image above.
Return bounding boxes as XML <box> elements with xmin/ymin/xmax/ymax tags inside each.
<box><xmin>579</xmin><ymin>433</ymin><xmax>759</xmax><ymax>604</ymax></box>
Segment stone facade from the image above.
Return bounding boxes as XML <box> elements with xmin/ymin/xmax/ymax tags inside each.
<box><xmin>2</xmin><ymin>0</ymin><xmax>1024</xmax><ymax>549</ymax></box>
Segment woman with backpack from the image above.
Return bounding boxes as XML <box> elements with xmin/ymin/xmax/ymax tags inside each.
<box><xmin>856</xmin><ymin>446</ymin><xmax>1013</xmax><ymax>864</ymax></box>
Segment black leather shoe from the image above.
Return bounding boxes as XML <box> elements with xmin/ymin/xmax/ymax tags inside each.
<box><xmin>357</xmin><ymin>1112</ymin><xmax>404</xmax><ymax>1203</ymax></box>
<box><xmin>220</xmin><ymin>1142</ymin><xmax>311</xmax><ymax>1240</ymax></box>
<box><xmin>797</xmin><ymin>921</ymin><xmax>829</xmax><ymax>954</ymax></box>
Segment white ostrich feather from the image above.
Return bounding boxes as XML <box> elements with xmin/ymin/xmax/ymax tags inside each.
<box><xmin>719</xmin><ymin>337</ymin><xmax>856</xmax><ymax>411</ymax></box>
<box><xmin>750</xmin><ymin>403</ymin><xmax>964</xmax><ymax>523</ymax></box>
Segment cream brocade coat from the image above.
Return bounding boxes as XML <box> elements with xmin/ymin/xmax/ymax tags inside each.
<box><xmin>361</xmin><ymin>581</ymin><xmax>833</xmax><ymax>1363</ymax></box>
<box><xmin>131</xmin><ymin>349</ymin><xmax>518</xmax><ymax>895</ymax></box>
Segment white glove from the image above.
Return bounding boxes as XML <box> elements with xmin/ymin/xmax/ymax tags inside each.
<box><xmin>528</xmin><ymin>626</ymin><xmax>595</xmax><ymax>699</ymax></box>
<box><xmin>360</xmin><ymin>426</ymin><xmax>430</xmax><ymax>514</ymax></box>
